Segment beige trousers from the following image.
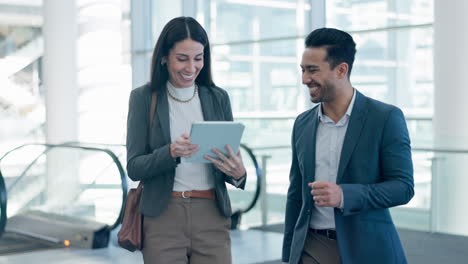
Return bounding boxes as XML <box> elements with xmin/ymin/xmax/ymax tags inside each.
<box><xmin>142</xmin><ymin>196</ymin><xmax>231</xmax><ymax>264</ymax></box>
<box><xmin>300</xmin><ymin>230</ymin><xmax>341</xmax><ymax>264</ymax></box>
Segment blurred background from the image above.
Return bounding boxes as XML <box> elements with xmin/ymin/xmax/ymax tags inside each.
<box><xmin>1</xmin><ymin>0</ymin><xmax>467</xmax><ymax>263</ymax></box>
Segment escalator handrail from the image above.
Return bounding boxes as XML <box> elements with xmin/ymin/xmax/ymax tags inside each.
<box><xmin>65</xmin><ymin>143</ymin><xmax>263</xmax><ymax>215</ymax></box>
<box><xmin>67</xmin><ymin>143</ymin><xmax>264</xmax><ymax>214</ymax></box>
<box><xmin>1</xmin><ymin>145</ymin><xmax>50</xmax><ymax>193</ymax></box>
<box><xmin>0</xmin><ymin>169</ymin><xmax>7</xmax><ymax>237</ymax></box>
<box><xmin>237</xmin><ymin>144</ymin><xmax>262</xmax><ymax>214</ymax></box>
<box><xmin>0</xmin><ymin>143</ymin><xmax>128</xmax><ymax>231</ymax></box>
<box><xmin>48</xmin><ymin>143</ymin><xmax>262</xmax><ymax>222</ymax></box>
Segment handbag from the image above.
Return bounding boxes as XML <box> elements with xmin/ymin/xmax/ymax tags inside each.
<box><xmin>118</xmin><ymin>89</ymin><xmax>157</xmax><ymax>251</ymax></box>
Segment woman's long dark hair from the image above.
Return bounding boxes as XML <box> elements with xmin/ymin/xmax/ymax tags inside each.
<box><xmin>150</xmin><ymin>16</ymin><xmax>214</xmax><ymax>92</ymax></box>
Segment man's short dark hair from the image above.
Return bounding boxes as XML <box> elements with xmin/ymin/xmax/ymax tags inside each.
<box><xmin>305</xmin><ymin>28</ymin><xmax>356</xmax><ymax>78</ymax></box>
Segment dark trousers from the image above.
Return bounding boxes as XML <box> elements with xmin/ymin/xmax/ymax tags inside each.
<box><xmin>300</xmin><ymin>229</ymin><xmax>341</xmax><ymax>264</ymax></box>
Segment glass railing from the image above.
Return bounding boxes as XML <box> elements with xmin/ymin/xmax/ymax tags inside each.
<box><xmin>247</xmin><ymin>146</ymin><xmax>291</xmax><ymax>227</ymax></box>
<box><xmin>243</xmin><ymin>143</ymin><xmax>468</xmax><ymax>237</ymax></box>
<box><xmin>391</xmin><ymin>148</ymin><xmax>468</xmax><ymax>237</ymax></box>
<box><xmin>227</xmin><ymin>144</ymin><xmax>261</xmax><ymax>229</ymax></box>
<box><xmin>234</xmin><ymin>114</ymin><xmax>435</xmax><ymax>221</ymax></box>
<box><xmin>0</xmin><ymin>143</ymin><xmax>127</xmax><ymax>239</ymax></box>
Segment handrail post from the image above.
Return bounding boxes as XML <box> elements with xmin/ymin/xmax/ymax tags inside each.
<box><xmin>430</xmin><ymin>156</ymin><xmax>444</xmax><ymax>233</ymax></box>
<box><xmin>260</xmin><ymin>154</ymin><xmax>271</xmax><ymax>227</ymax></box>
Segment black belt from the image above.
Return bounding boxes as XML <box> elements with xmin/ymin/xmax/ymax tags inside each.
<box><xmin>310</xmin><ymin>228</ymin><xmax>337</xmax><ymax>240</ymax></box>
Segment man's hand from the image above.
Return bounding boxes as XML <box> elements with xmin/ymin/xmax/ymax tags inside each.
<box><xmin>308</xmin><ymin>181</ymin><xmax>342</xmax><ymax>208</ymax></box>
<box><xmin>170</xmin><ymin>133</ymin><xmax>198</xmax><ymax>158</ymax></box>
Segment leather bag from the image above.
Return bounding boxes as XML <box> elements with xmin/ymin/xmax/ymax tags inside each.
<box><xmin>118</xmin><ymin>89</ymin><xmax>157</xmax><ymax>251</ymax></box>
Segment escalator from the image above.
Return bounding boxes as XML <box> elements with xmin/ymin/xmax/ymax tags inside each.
<box><xmin>64</xmin><ymin>142</ymin><xmax>263</xmax><ymax>230</ymax></box>
<box><xmin>230</xmin><ymin>143</ymin><xmax>262</xmax><ymax>230</ymax></box>
<box><xmin>0</xmin><ymin>142</ymin><xmax>262</xmax><ymax>255</ymax></box>
<box><xmin>0</xmin><ymin>143</ymin><xmax>127</xmax><ymax>255</ymax></box>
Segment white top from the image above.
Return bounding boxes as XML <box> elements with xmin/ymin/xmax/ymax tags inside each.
<box><xmin>309</xmin><ymin>89</ymin><xmax>356</xmax><ymax>229</ymax></box>
<box><xmin>167</xmin><ymin>81</ymin><xmax>214</xmax><ymax>191</ymax></box>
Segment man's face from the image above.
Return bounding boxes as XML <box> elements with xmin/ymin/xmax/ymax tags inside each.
<box><xmin>300</xmin><ymin>47</ymin><xmax>338</xmax><ymax>104</ymax></box>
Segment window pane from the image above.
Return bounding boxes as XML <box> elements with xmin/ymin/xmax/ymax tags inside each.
<box><xmin>199</xmin><ymin>0</ymin><xmax>307</xmax><ymax>43</ymax></box>
<box><xmin>198</xmin><ymin>0</ymin><xmax>309</xmax><ymax>227</ymax></box>
<box><xmin>327</xmin><ymin>0</ymin><xmax>433</xmax><ymax>31</ymax></box>
<box><xmin>326</xmin><ymin>0</ymin><xmax>435</xmax><ymax>223</ymax></box>
<box><xmin>213</xmin><ymin>42</ymin><xmax>302</xmax><ymax>113</ymax></box>
<box><xmin>351</xmin><ymin>27</ymin><xmax>433</xmax><ymax>113</ymax></box>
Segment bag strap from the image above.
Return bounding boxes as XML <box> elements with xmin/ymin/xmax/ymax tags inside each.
<box><xmin>138</xmin><ymin>90</ymin><xmax>157</xmax><ymax>189</ymax></box>
<box><xmin>149</xmin><ymin>91</ymin><xmax>157</xmax><ymax>136</ymax></box>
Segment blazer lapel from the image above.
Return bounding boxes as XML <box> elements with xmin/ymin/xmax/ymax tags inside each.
<box><xmin>196</xmin><ymin>85</ymin><xmax>220</xmax><ymax>177</ymax></box>
<box><xmin>336</xmin><ymin>91</ymin><xmax>368</xmax><ymax>183</ymax></box>
<box><xmin>156</xmin><ymin>88</ymin><xmax>171</xmax><ymax>143</ymax></box>
<box><xmin>303</xmin><ymin>107</ymin><xmax>320</xmax><ymax>183</ymax></box>
<box><xmin>198</xmin><ymin>85</ymin><xmax>216</xmax><ymax>121</ymax></box>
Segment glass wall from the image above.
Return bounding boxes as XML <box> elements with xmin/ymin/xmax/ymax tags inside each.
<box><xmin>76</xmin><ymin>0</ymin><xmax>132</xmax><ymax>143</ymax></box>
<box><xmin>0</xmin><ymin>0</ymin><xmax>132</xmax><ymax>157</ymax></box>
<box><xmin>0</xmin><ymin>2</ymin><xmax>132</xmax><ymax>235</ymax></box>
<box><xmin>327</xmin><ymin>0</ymin><xmax>434</xmax><ymax>147</ymax></box>
<box><xmin>196</xmin><ymin>0</ymin><xmax>312</xmax><ymax>226</ymax></box>
<box><xmin>0</xmin><ymin>3</ymin><xmax>44</xmax><ymax>154</ymax></box>
<box><xmin>326</xmin><ymin>1</ymin><xmax>434</xmax><ymax>224</ymax></box>
<box><xmin>192</xmin><ymin>0</ymin><xmax>434</xmax><ymax>228</ymax></box>
<box><xmin>1</xmin><ymin>0</ymin><xmax>436</xmax><ymax>231</ymax></box>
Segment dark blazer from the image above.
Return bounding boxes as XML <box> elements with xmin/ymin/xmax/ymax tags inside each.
<box><xmin>126</xmin><ymin>83</ymin><xmax>246</xmax><ymax>218</ymax></box>
<box><xmin>282</xmin><ymin>90</ymin><xmax>414</xmax><ymax>264</ymax></box>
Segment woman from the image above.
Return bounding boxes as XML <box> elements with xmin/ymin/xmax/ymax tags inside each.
<box><xmin>126</xmin><ymin>17</ymin><xmax>246</xmax><ymax>264</ymax></box>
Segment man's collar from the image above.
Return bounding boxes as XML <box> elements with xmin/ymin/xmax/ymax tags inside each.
<box><xmin>317</xmin><ymin>88</ymin><xmax>356</xmax><ymax>121</ymax></box>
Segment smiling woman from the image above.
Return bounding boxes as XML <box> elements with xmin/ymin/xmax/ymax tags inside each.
<box><xmin>149</xmin><ymin>17</ymin><xmax>214</xmax><ymax>92</ymax></box>
<box><xmin>163</xmin><ymin>39</ymin><xmax>204</xmax><ymax>88</ymax></box>
<box><xmin>125</xmin><ymin>16</ymin><xmax>247</xmax><ymax>264</ymax></box>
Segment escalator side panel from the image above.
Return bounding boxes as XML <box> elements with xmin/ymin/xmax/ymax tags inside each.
<box><xmin>6</xmin><ymin>210</ymin><xmax>109</xmax><ymax>249</ymax></box>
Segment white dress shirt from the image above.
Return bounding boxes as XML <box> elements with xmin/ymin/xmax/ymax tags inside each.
<box><xmin>309</xmin><ymin>89</ymin><xmax>356</xmax><ymax>230</ymax></box>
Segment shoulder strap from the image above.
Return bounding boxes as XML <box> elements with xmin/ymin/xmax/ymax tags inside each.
<box><xmin>149</xmin><ymin>91</ymin><xmax>157</xmax><ymax>137</ymax></box>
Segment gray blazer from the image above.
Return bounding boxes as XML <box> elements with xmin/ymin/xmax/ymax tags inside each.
<box><xmin>126</xmin><ymin>83</ymin><xmax>245</xmax><ymax>218</ymax></box>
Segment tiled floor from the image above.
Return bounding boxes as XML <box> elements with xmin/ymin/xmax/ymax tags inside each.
<box><xmin>0</xmin><ymin>229</ymin><xmax>283</xmax><ymax>264</ymax></box>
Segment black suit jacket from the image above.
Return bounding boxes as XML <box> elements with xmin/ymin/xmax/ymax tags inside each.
<box><xmin>126</xmin><ymin>83</ymin><xmax>245</xmax><ymax>217</ymax></box>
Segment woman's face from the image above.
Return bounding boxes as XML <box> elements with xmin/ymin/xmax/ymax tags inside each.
<box><xmin>164</xmin><ymin>38</ymin><xmax>204</xmax><ymax>88</ymax></box>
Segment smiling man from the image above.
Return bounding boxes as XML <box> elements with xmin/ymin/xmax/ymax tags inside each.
<box><xmin>281</xmin><ymin>28</ymin><xmax>414</xmax><ymax>264</ymax></box>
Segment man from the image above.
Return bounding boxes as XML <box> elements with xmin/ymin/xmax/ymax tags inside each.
<box><xmin>282</xmin><ymin>28</ymin><xmax>414</xmax><ymax>264</ymax></box>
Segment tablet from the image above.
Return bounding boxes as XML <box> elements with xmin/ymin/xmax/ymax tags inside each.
<box><xmin>185</xmin><ymin>121</ymin><xmax>245</xmax><ymax>163</ymax></box>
